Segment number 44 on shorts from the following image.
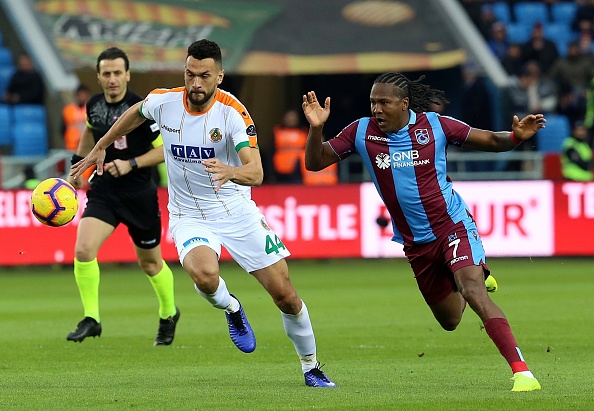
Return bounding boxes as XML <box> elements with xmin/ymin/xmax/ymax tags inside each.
<box><xmin>265</xmin><ymin>234</ymin><xmax>286</xmax><ymax>255</ymax></box>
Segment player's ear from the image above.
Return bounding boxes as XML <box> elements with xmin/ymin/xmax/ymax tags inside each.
<box><xmin>402</xmin><ymin>96</ymin><xmax>409</xmax><ymax>111</ymax></box>
<box><xmin>217</xmin><ymin>69</ymin><xmax>225</xmax><ymax>85</ymax></box>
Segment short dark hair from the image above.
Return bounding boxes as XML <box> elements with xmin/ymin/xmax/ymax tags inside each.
<box><xmin>373</xmin><ymin>72</ymin><xmax>448</xmax><ymax>113</ymax></box>
<box><xmin>76</xmin><ymin>84</ymin><xmax>90</xmax><ymax>93</ymax></box>
<box><xmin>187</xmin><ymin>39</ymin><xmax>222</xmax><ymax>65</ymax></box>
<box><xmin>96</xmin><ymin>47</ymin><xmax>130</xmax><ymax>72</ymax></box>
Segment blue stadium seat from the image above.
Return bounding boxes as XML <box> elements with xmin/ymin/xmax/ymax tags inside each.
<box><xmin>0</xmin><ymin>47</ymin><xmax>13</xmax><ymax>68</ymax></box>
<box><xmin>551</xmin><ymin>2</ymin><xmax>578</xmax><ymax>24</ymax></box>
<box><xmin>11</xmin><ymin>122</ymin><xmax>48</xmax><ymax>156</ymax></box>
<box><xmin>536</xmin><ymin>114</ymin><xmax>571</xmax><ymax>153</ymax></box>
<box><xmin>544</xmin><ymin>23</ymin><xmax>577</xmax><ymax>43</ymax></box>
<box><xmin>12</xmin><ymin>104</ymin><xmax>46</xmax><ymax>125</ymax></box>
<box><xmin>490</xmin><ymin>2</ymin><xmax>512</xmax><ymax>24</ymax></box>
<box><xmin>514</xmin><ymin>2</ymin><xmax>549</xmax><ymax>27</ymax></box>
<box><xmin>506</xmin><ymin>23</ymin><xmax>532</xmax><ymax>44</ymax></box>
<box><xmin>554</xmin><ymin>39</ymin><xmax>569</xmax><ymax>57</ymax></box>
<box><xmin>0</xmin><ymin>104</ymin><xmax>12</xmax><ymax>145</ymax></box>
<box><xmin>0</xmin><ymin>66</ymin><xmax>14</xmax><ymax>96</ymax></box>
<box><xmin>545</xmin><ymin>23</ymin><xmax>578</xmax><ymax>56</ymax></box>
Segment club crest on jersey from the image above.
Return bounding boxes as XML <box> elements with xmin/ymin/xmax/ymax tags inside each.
<box><xmin>114</xmin><ymin>135</ymin><xmax>128</xmax><ymax>150</ymax></box>
<box><xmin>209</xmin><ymin>128</ymin><xmax>223</xmax><ymax>143</ymax></box>
<box><xmin>448</xmin><ymin>233</ymin><xmax>457</xmax><ymax>242</ymax></box>
<box><xmin>414</xmin><ymin>129</ymin><xmax>430</xmax><ymax>145</ymax></box>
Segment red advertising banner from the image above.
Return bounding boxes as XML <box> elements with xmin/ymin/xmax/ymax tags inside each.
<box><xmin>253</xmin><ymin>184</ymin><xmax>361</xmax><ymax>259</ymax></box>
<box><xmin>553</xmin><ymin>182</ymin><xmax>594</xmax><ymax>256</ymax></box>
<box><xmin>1</xmin><ymin>181</ymin><xmax>593</xmax><ymax>266</ymax></box>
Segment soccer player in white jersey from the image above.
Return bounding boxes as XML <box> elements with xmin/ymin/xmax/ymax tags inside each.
<box><xmin>71</xmin><ymin>39</ymin><xmax>335</xmax><ymax>388</ymax></box>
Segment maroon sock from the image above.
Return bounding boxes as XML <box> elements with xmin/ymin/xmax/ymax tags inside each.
<box><xmin>484</xmin><ymin>317</ymin><xmax>529</xmax><ymax>373</ymax></box>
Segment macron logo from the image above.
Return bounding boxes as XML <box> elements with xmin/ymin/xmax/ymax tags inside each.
<box><xmin>368</xmin><ymin>135</ymin><xmax>390</xmax><ymax>142</ymax></box>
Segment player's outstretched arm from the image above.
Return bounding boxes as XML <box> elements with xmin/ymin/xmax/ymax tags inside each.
<box><xmin>302</xmin><ymin>91</ymin><xmax>339</xmax><ymax>171</ymax></box>
<box><xmin>512</xmin><ymin>113</ymin><xmax>547</xmax><ymax>140</ymax></box>
<box><xmin>104</xmin><ymin>145</ymin><xmax>165</xmax><ymax>178</ymax></box>
<box><xmin>463</xmin><ymin>113</ymin><xmax>546</xmax><ymax>152</ymax></box>
<box><xmin>70</xmin><ymin>101</ymin><xmax>147</xmax><ymax>179</ymax></box>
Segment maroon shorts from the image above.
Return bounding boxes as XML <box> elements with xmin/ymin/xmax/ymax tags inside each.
<box><xmin>403</xmin><ymin>220</ymin><xmax>490</xmax><ymax>306</ymax></box>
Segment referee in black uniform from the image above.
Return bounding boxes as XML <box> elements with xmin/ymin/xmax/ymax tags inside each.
<box><xmin>66</xmin><ymin>47</ymin><xmax>179</xmax><ymax>345</ymax></box>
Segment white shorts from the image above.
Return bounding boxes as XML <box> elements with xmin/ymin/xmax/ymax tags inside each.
<box><xmin>170</xmin><ymin>206</ymin><xmax>291</xmax><ymax>273</ymax></box>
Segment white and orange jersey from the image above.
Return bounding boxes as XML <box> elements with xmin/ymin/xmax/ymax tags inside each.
<box><xmin>140</xmin><ymin>87</ymin><xmax>259</xmax><ymax>220</ymax></box>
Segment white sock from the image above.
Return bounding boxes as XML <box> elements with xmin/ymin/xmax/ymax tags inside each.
<box><xmin>194</xmin><ymin>277</ymin><xmax>238</xmax><ymax>312</ymax></box>
<box><xmin>516</xmin><ymin>371</ymin><xmax>535</xmax><ymax>378</ymax></box>
<box><xmin>281</xmin><ymin>301</ymin><xmax>317</xmax><ymax>372</ymax></box>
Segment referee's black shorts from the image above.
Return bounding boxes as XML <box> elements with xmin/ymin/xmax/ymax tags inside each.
<box><xmin>83</xmin><ymin>183</ymin><xmax>162</xmax><ymax>249</ymax></box>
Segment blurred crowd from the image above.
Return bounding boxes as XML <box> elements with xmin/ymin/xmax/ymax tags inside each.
<box><xmin>460</xmin><ymin>0</ymin><xmax>594</xmax><ymax>179</ymax></box>
<box><xmin>2</xmin><ymin>1</ymin><xmax>593</xmax><ymax>185</ymax></box>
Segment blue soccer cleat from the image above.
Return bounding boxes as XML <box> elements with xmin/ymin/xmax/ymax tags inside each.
<box><xmin>304</xmin><ymin>363</ymin><xmax>337</xmax><ymax>388</ymax></box>
<box><xmin>225</xmin><ymin>294</ymin><xmax>256</xmax><ymax>353</ymax></box>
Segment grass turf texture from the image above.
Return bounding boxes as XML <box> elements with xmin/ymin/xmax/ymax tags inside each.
<box><xmin>0</xmin><ymin>257</ymin><xmax>592</xmax><ymax>410</ymax></box>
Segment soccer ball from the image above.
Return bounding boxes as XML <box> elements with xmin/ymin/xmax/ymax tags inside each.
<box><xmin>31</xmin><ymin>178</ymin><xmax>79</xmax><ymax>227</ymax></box>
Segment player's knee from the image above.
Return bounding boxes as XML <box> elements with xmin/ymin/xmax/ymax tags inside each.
<box><xmin>459</xmin><ymin>286</ymin><xmax>485</xmax><ymax>308</ymax></box>
<box><xmin>187</xmin><ymin>265</ymin><xmax>219</xmax><ymax>293</ymax></box>
<box><xmin>138</xmin><ymin>258</ymin><xmax>161</xmax><ymax>276</ymax></box>
<box><xmin>74</xmin><ymin>245</ymin><xmax>96</xmax><ymax>262</ymax></box>
<box><xmin>438</xmin><ymin>319</ymin><xmax>460</xmax><ymax>331</ymax></box>
<box><xmin>273</xmin><ymin>288</ymin><xmax>301</xmax><ymax>314</ymax></box>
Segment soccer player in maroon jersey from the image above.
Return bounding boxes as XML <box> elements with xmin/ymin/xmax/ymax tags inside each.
<box><xmin>302</xmin><ymin>72</ymin><xmax>545</xmax><ymax>392</ymax></box>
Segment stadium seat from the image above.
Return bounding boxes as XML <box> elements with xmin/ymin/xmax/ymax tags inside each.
<box><xmin>551</xmin><ymin>2</ymin><xmax>578</xmax><ymax>25</ymax></box>
<box><xmin>11</xmin><ymin>122</ymin><xmax>48</xmax><ymax>156</ymax></box>
<box><xmin>0</xmin><ymin>104</ymin><xmax>11</xmax><ymax>145</ymax></box>
<box><xmin>12</xmin><ymin>104</ymin><xmax>46</xmax><ymax>125</ymax></box>
<box><xmin>544</xmin><ymin>23</ymin><xmax>577</xmax><ymax>43</ymax></box>
<box><xmin>514</xmin><ymin>2</ymin><xmax>549</xmax><ymax>27</ymax></box>
<box><xmin>490</xmin><ymin>2</ymin><xmax>512</xmax><ymax>24</ymax></box>
<box><xmin>554</xmin><ymin>40</ymin><xmax>569</xmax><ymax>57</ymax></box>
<box><xmin>0</xmin><ymin>66</ymin><xmax>14</xmax><ymax>95</ymax></box>
<box><xmin>545</xmin><ymin>23</ymin><xmax>578</xmax><ymax>56</ymax></box>
<box><xmin>506</xmin><ymin>23</ymin><xmax>532</xmax><ymax>44</ymax></box>
<box><xmin>0</xmin><ymin>47</ymin><xmax>13</xmax><ymax>68</ymax></box>
<box><xmin>0</xmin><ymin>46</ymin><xmax>14</xmax><ymax>67</ymax></box>
<box><xmin>536</xmin><ymin>114</ymin><xmax>571</xmax><ymax>153</ymax></box>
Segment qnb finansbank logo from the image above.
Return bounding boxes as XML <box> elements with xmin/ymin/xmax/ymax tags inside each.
<box><xmin>171</xmin><ymin>144</ymin><xmax>215</xmax><ymax>163</ymax></box>
<box><xmin>375</xmin><ymin>150</ymin><xmax>431</xmax><ymax>169</ymax></box>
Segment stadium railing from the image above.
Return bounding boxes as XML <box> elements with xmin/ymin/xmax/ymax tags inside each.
<box><xmin>0</xmin><ymin>149</ymin><xmax>72</xmax><ymax>188</ymax></box>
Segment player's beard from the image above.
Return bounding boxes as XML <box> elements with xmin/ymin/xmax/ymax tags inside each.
<box><xmin>188</xmin><ymin>88</ymin><xmax>215</xmax><ymax>108</ymax></box>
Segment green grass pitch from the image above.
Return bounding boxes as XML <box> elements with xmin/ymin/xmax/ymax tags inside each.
<box><xmin>1</xmin><ymin>257</ymin><xmax>593</xmax><ymax>410</ymax></box>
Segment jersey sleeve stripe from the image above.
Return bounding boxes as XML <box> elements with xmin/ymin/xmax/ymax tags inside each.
<box><xmin>216</xmin><ymin>90</ymin><xmax>255</xmax><ymax>128</ymax></box>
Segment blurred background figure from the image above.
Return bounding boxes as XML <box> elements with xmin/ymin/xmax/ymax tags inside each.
<box><xmin>561</xmin><ymin>121</ymin><xmax>593</xmax><ymax>181</ymax></box>
<box><xmin>62</xmin><ymin>84</ymin><xmax>91</xmax><ymax>151</ymax></box>
<box><xmin>2</xmin><ymin>53</ymin><xmax>44</xmax><ymax>105</ymax></box>
<box><xmin>22</xmin><ymin>165</ymin><xmax>40</xmax><ymax>189</ymax></box>
<box><xmin>502</xmin><ymin>43</ymin><xmax>524</xmax><ymax>77</ymax></box>
<box><xmin>459</xmin><ymin>61</ymin><xmax>494</xmax><ymax>172</ymax></box>
<box><xmin>272</xmin><ymin>109</ymin><xmax>308</xmax><ymax>184</ymax></box>
<box><xmin>487</xmin><ymin>22</ymin><xmax>509</xmax><ymax>62</ymax></box>
<box><xmin>521</xmin><ymin>22</ymin><xmax>559</xmax><ymax>74</ymax></box>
